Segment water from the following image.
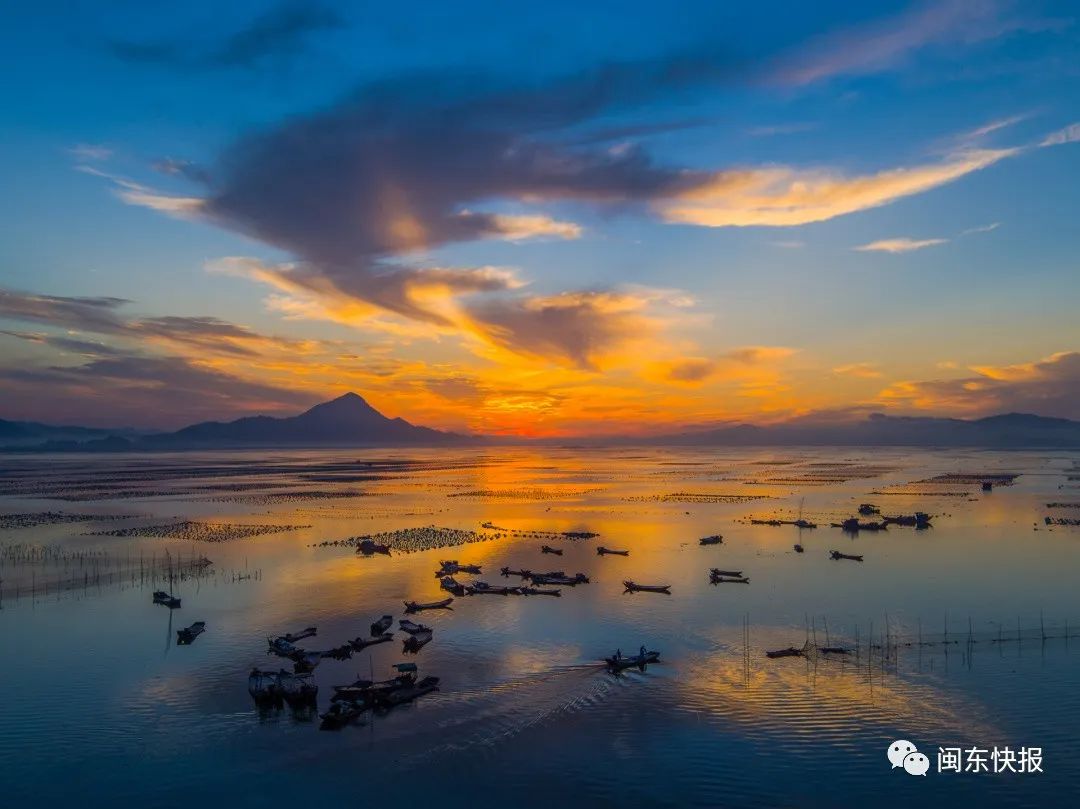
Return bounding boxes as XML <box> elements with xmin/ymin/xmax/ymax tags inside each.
<box><xmin>1</xmin><ymin>447</ymin><xmax>1077</xmax><ymax>807</ymax></box>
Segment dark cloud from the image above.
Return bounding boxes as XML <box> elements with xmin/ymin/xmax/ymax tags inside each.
<box><xmin>0</xmin><ymin>329</ymin><xmax>125</xmax><ymax>358</ymax></box>
<box><xmin>882</xmin><ymin>352</ymin><xmax>1080</xmax><ymax>420</ymax></box>
<box><xmin>0</xmin><ymin>289</ymin><xmax>129</xmax><ymax>333</ymax></box>
<box><xmin>0</xmin><ymin>353</ymin><xmax>317</xmax><ymax>429</ymax></box>
<box><xmin>108</xmin><ymin>1</ymin><xmax>343</xmax><ymax>70</ymax></box>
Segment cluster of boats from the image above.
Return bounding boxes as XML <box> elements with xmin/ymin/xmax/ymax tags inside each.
<box><xmin>437</xmin><ymin>559</ymin><xmax>594</xmax><ymax>598</ymax></box>
<box><xmin>834</xmin><ymin>509</ymin><xmax>932</xmax><ymax>532</ymax></box>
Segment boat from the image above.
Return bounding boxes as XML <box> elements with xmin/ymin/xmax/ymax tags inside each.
<box><xmin>176</xmin><ymin>621</ymin><xmax>206</xmax><ymax>645</ymax></box>
<box><xmin>829</xmin><ymin>550</ymin><xmax>864</xmax><ymax>562</ymax></box>
<box><xmin>279</xmin><ymin>626</ymin><xmax>317</xmax><ymax>643</ymax></box>
<box><xmin>332</xmin><ymin>674</ymin><xmax>416</xmax><ymax>704</ymax></box>
<box><xmin>437</xmin><ymin>560</ymin><xmax>481</xmax><ymax>575</ymax></box>
<box><xmin>248</xmin><ymin>668</ymin><xmax>284</xmax><ymax>704</ymax></box>
<box><xmin>356</xmin><ymin>539</ymin><xmax>391</xmax><ymax>556</ymax></box>
<box><xmin>268</xmin><ymin>637</ymin><xmax>298</xmax><ymax>657</ymax></box>
<box><xmin>370</xmin><ymin>615</ymin><xmax>393</xmax><ymax>636</ymax></box>
<box><xmin>541</xmin><ymin>545</ymin><xmax>563</xmax><ymax>555</ymax></box>
<box><xmin>858</xmin><ymin>503</ymin><xmax>881</xmax><ymax>516</ymax></box>
<box><xmin>152</xmin><ymin>590</ymin><xmax>181</xmax><ymax>608</ymax></box>
<box><xmin>623</xmin><ymin>581</ymin><xmax>671</xmax><ymax>594</ymax></box>
<box><xmin>597</xmin><ymin>547</ymin><xmax>629</xmax><ymax>556</ymax></box>
<box><xmin>791</xmin><ymin>519</ymin><xmax>817</xmax><ymax>529</ymax></box>
<box><xmin>350</xmin><ymin>633</ymin><xmax>393</xmax><ymax>651</ymax></box>
<box><xmin>751</xmin><ymin>519</ymin><xmax>783</xmax><ymax>526</ymax></box>
<box><xmin>530</xmin><ymin>572</ymin><xmax>589</xmax><ymax>586</ymax></box>
<box><xmin>882</xmin><ymin>513</ymin><xmax>933</xmax><ymax>528</ymax></box>
<box><xmin>398</xmin><ymin>619</ymin><xmax>430</xmax><ymax>635</ymax></box>
<box><xmin>982</xmin><ymin>481</ymin><xmax>993</xmax><ymax>492</ymax></box>
<box><xmin>838</xmin><ymin>518</ymin><xmax>887</xmax><ymax>532</ymax></box>
<box><xmin>766</xmin><ymin>647</ymin><xmax>805</xmax><ymax>659</ymax></box>
<box><xmin>402</xmin><ymin>630</ymin><xmax>433</xmax><ymax>654</ymax></box>
<box><xmin>709</xmin><ymin>568</ymin><xmax>743</xmax><ymax>578</ymax></box>
<box><xmin>794</xmin><ymin>544</ymin><xmax>804</xmax><ymax>553</ymax></box>
<box><xmin>278</xmin><ymin>670</ymin><xmax>318</xmax><ymax>707</ymax></box>
<box><xmin>404</xmin><ymin>597</ymin><xmax>454</xmax><ymax>612</ymax></box>
<box><xmin>605</xmin><ymin>649</ymin><xmax>660</xmax><ymax>671</ymax></box>
<box><xmin>500</xmin><ymin>567</ymin><xmax>532</xmax><ymax>578</ymax></box>
<box><xmin>375</xmin><ymin>676</ymin><xmax>440</xmax><ymax>707</ymax></box>
<box><xmin>321</xmin><ymin>644</ymin><xmax>354</xmax><ymax>661</ymax></box>
<box><xmin>319</xmin><ymin>701</ymin><xmax>367</xmax><ymax>731</ymax></box>
<box><xmin>290</xmin><ymin>651</ymin><xmax>323</xmax><ymax>672</ymax></box>
<box><xmin>698</xmin><ymin>535</ymin><xmax>723</xmax><ymax>545</ymax></box>
<box><xmin>519</xmin><ymin>587</ymin><xmax>561</xmax><ymax>596</ymax></box>
<box><xmin>710</xmin><ymin>575</ymin><xmax>750</xmax><ymax>584</ymax></box>
<box><xmin>440</xmin><ymin>576</ymin><xmax>466</xmax><ymax>596</ymax></box>
<box><xmin>466</xmin><ymin>582</ymin><xmax>519</xmax><ymax>595</ymax></box>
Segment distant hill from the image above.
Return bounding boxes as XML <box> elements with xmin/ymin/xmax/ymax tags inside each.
<box><xmin>2</xmin><ymin>399</ymin><xmax>1079</xmax><ymax>451</ymax></box>
<box><xmin>145</xmin><ymin>392</ymin><xmax>474</xmax><ymax>448</ymax></box>
<box><xmin>644</xmin><ymin>412</ymin><xmax>1080</xmax><ymax>448</ymax></box>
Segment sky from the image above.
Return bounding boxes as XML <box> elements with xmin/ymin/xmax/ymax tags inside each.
<box><xmin>1</xmin><ymin>0</ymin><xmax>1079</xmax><ymax>435</ymax></box>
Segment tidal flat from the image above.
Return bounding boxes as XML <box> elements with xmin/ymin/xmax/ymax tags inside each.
<box><xmin>1</xmin><ymin>446</ymin><xmax>1078</xmax><ymax>808</ymax></box>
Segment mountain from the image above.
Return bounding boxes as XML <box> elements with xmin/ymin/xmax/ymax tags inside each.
<box><xmin>0</xmin><ymin>418</ymin><xmax>136</xmax><ymax>447</ymax></box>
<box><xmin>644</xmin><ymin>412</ymin><xmax>1080</xmax><ymax>448</ymax></box>
<box><xmin>145</xmin><ymin>392</ymin><xmax>473</xmax><ymax>447</ymax></box>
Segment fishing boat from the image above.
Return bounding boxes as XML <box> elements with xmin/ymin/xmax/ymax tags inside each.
<box><xmin>319</xmin><ymin>701</ymin><xmax>367</xmax><ymax>731</ymax></box>
<box><xmin>332</xmin><ymin>668</ymin><xmax>418</xmax><ymax>704</ymax></box>
<box><xmin>402</xmin><ymin>630</ymin><xmax>433</xmax><ymax>654</ymax></box>
<box><xmin>279</xmin><ymin>626</ymin><xmax>317</xmax><ymax>643</ymax></box>
<box><xmin>751</xmin><ymin>519</ymin><xmax>783</xmax><ymax>526</ymax></box>
<box><xmin>530</xmin><ymin>573</ymin><xmax>589</xmax><ymax>586</ymax></box>
<box><xmin>541</xmin><ymin>545</ymin><xmax>563</xmax><ymax>555</ymax></box>
<box><xmin>605</xmin><ymin>649</ymin><xmax>661</xmax><ymax>671</ymax></box>
<box><xmin>466</xmin><ymin>582</ymin><xmax>519</xmax><ymax>595</ymax></box>
<box><xmin>369</xmin><ymin>615</ymin><xmax>393</xmax><ymax>636</ymax></box>
<box><xmin>766</xmin><ymin>647</ymin><xmax>804</xmax><ymax>659</ymax></box>
<box><xmin>858</xmin><ymin>503</ymin><xmax>881</xmax><ymax>516</ymax></box>
<box><xmin>709</xmin><ymin>568</ymin><xmax>743</xmax><ymax>578</ymax></box>
<box><xmin>698</xmin><ymin>535</ymin><xmax>723</xmax><ymax>545</ymax></box>
<box><xmin>278</xmin><ymin>670</ymin><xmax>318</xmax><ymax>707</ymax></box>
<box><xmin>440</xmin><ymin>576</ymin><xmax>466</xmax><ymax>596</ymax></box>
<box><xmin>838</xmin><ymin>518</ymin><xmax>887</xmax><ymax>532</ymax></box>
<box><xmin>623</xmin><ymin>581</ymin><xmax>671</xmax><ymax>594</ymax></box>
<box><xmin>375</xmin><ymin>676</ymin><xmax>440</xmax><ymax>707</ymax></box>
<box><xmin>322</xmin><ymin>644</ymin><xmax>354</xmax><ymax>661</ymax></box>
<box><xmin>597</xmin><ymin>547</ymin><xmax>629</xmax><ymax>556</ymax></box>
<box><xmin>437</xmin><ymin>560</ymin><xmax>481</xmax><ymax>575</ymax></box>
<box><xmin>176</xmin><ymin>621</ymin><xmax>206</xmax><ymax>645</ymax></box>
<box><xmin>794</xmin><ymin>544</ymin><xmax>805</xmax><ymax>553</ymax></box>
<box><xmin>710</xmin><ymin>575</ymin><xmax>750</xmax><ymax>584</ymax></box>
<box><xmin>398</xmin><ymin>619</ymin><xmax>431</xmax><ymax>635</ymax></box>
<box><xmin>268</xmin><ymin>637</ymin><xmax>298</xmax><ymax>657</ymax></box>
<box><xmin>248</xmin><ymin>668</ymin><xmax>284</xmax><ymax>704</ymax></box>
<box><xmin>519</xmin><ymin>586</ymin><xmax>561</xmax><ymax>596</ymax></box>
<box><xmin>882</xmin><ymin>513</ymin><xmax>933</xmax><ymax>528</ymax></box>
<box><xmin>350</xmin><ymin>633</ymin><xmax>393</xmax><ymax>651</ymax></box>
<box><xmin>500</xmin><ymin>567</ymin><xmax>532</xmax><ymax>578</ymax></box>
<box><xmin>356</xmin><ymin>538</ymin><xmax>391</xmax><ymax>556</ymax></box>
<box><xmin>829</xmin><ymin>550</ymin><xmax>864</xmax><ymax>562</ymax></box>
<box><xmin>404</xmin><ymin>597</ymin><xmax>454</xmax><ymax>612</ymax></box>
<box><xmin>152</xmin><ymin>590</ymin><xmax>181</xmax><ymax>608</ymax></box>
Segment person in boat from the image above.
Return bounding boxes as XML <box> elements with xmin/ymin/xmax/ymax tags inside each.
<box><xmin>615</xmin><ymin>648</ymin><xmax>621</xmax><ymax>661</ymax></box>
<box><xmin>639</xmin><ymin>645</ymin><xmax>646</xmax><ymax>659</ymax></box>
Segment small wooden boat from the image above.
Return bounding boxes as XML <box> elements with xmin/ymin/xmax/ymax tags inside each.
<box><xmin>278</xmin><ymin>670</ymin><xmax>318</xmax><ymax>707</ymax></box>
<box><xmin>466</xmin><ymin>582</ymin><xmax>519</xmax><ymax>595</ymax></box>
<box><xmin>319</xmin><ymin>701</ymin><xmax>367</xmax><ymax>730</ymax></box>
<box><xmin>440</xmin><ymin>576</ymin><xmax>466</xmax><ymax>595</ymax></box>
<box><xmin>398</xmin><ymin>619</ymin><xmax>431</xmax><ymax>635</ymax></box>
<box><xmin>710</xmin><ymin>575</ymin><xmax>750</xmax><ymax>584</ymax></box>
<box><xmin>882</xmin><ymin>513</ymin><xmax>933</xmax><ymax>528</ymax></box>
<box><xmin>858</xmin><ymin>503</ymin><xmax>880</xmax><ymax>516</ymax></box>
<box><xmin>597</xmin><ymin>547</ymin><xmax>629</xmax><ymax>556</ymax></box>
<box><xmin>709</xmin><ymin>568</ymin><xmax>743</xmax><ymax>578</ymax></box>
<box><xmin>268</xmin><ymin>637</ymin><xmax>298</xmax><ymax>657</ymax></box>
<box><xmin>370</xmin><ymin>615</ymin><xmax>393</xmax><ymax>636</ymax></box>
<box><xmin>766</xmin><ymin>647</ymin><xmax>805</xmax><ymax>659</ymax></box>
<box><xmin>404</xmin><ymin>597</ymin><xmax>454</xmax><ymax>612</ymax></box>
<box><xmin>177</xmin><ymin>621</ymin><xmax>206</xmax><ymax>645</ymax></box>
<box><xmin>279</xmin><ymin>626</ymin><xmax>317</xmax><ymax>643</ymax></box>
<box><xmin>332</xmin><ymin>672</ymin><xmax>416</xmax><ymax>703</ymax></box>
<box><xmin>838</xmin><ymin>518</ymin><xmax>887</xmax><ymax>532</ymax></box>
<box><xmin>531</xmin><ymin>572</ymin><xmax>589</xmax><ymax>586</ymax></box>
<box><xmin>356</xmin><ymin>539</ymin><xmax>391</xmax><ymax>556</ymax></box>
<box><xmin>605</xmin><ymin>649</ymin><xmax>660</xmax><ymax>671</ymax></box>
<box><xmin>751</xmin><ymin>519</ymin><xmax>783</xmax><ymax>526</ymax></box>
<box><xmin>698</xmin><ymin>535</ymin><xmax>723</xmax><ymax>546</ymax></box>
<box><xmin>437</xmin><ymin>560</ymin><xmax>481</xmax><ymax>575</ymax></box>
<box><xmin>376</xmin><ymin>675</ymin><xmax>440</xmax><ymax>707</ymax></box>
<box><xmin>152</xmin><ymin>590</ymin><xmax>181</xmax><ymax>608</ymax></box>
<box><xmin>350</xmin><ymin>633</ymin><xmax>393</xmax><ymax>651</ymax></box>
<box><xmin>981</xmin><ymin>481</ymin><xmax>993</xmax><ymax>492</ymax></box>
<box><xmin>248</xmin><ymin>668</ymin><xmax>284</xmax><ymax>704</ymax></box>
<box><xmin>518</xmin><ymin>586</ymin><xmax>561</xmax><ymax>596</ymax></box>
<box><xmin>793</xmin><ymin>544</ymin><xmax>804</xmax><ymax>553</ymax></box>
<box><xmin>541</xmin><ymin>545</ymin><xmax>563</xmax><ymax>555</ymax></box>
<box><xmin>500</xmin><ymin>567</ymin><xmax>532</xmax><ymax>578</ymax></box>
<box><xmin>402</xmin><ymin>630</ymin><xmax>433</xmax><ymax>654</ymax></box>
<box><xmin>623</xmin><ymin>581</ymin><xmax>671</xmax><ymax>594</ymax></box>
<box><xmin>322</xmin><ymin>644</ymin><xmax>354</xmax><ymax>661</ymax></box>
<box><xmin>829</xmin><ymin>550</ymin><xmax>863</xmax><ymax>562</ymax></box>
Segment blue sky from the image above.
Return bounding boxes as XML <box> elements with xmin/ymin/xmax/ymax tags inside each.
<box><xmin>1</xmin><ymin>1</ymin><xmax>1078</xmax><ymax>432</ymax></box>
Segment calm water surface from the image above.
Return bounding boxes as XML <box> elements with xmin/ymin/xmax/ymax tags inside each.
<box><xmin>1</xmin><ymin>447</ymin><xmax>1078</xmax><ymax>807</ymax></box>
